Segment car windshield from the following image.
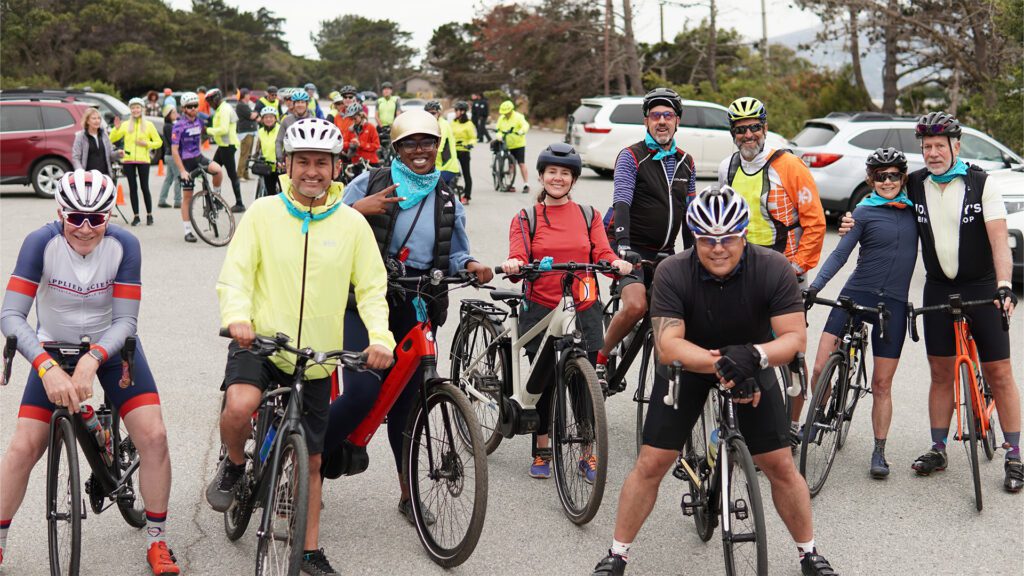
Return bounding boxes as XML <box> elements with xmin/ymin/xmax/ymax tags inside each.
<box><xmin>792</xmin><ymin>123</ymin><xmax>838</xmax><ymax>147</ymax></box>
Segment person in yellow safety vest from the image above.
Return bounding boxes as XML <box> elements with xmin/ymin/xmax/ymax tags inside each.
<box><xmin>109</xmin><ymin>97</ymin><xmax>163</xmax><ymax>226</ymax></box>
<box><xmin>424</xmin><ymin>100</ymin><xmax>460</xmax><ymax>186</ymax></box>
<box><xmin>258</xmin><ymin>86</ymin><xmax>283</xmax><ymax>119</ymax></box>
<box><xmin>375</xmin><ymin>81</ymin><xmax>401</xmax><ymax>129</ymax></box>
<box><xmin>451</xmin><ymin>101</ymin><xmax>477</xmax><ymax>204</ymax></box>
<box><xmin>305</xmin><ymin>82</ymin><xmax>325</xmax><ymax>119</ymax></box>
<box><xmin>251</xmin><ymin>107</ymin><xmax>282</xmax><ymax>196</ymax></box>
<box><xmin>205</xmin><ymin>88</ymin><xmax>246</xmax><ymax>212</ymax></box>
<box><xmin>495</xmin><ymin>100</ymin><xmax>531</xmax><ymax>194</ymax></box>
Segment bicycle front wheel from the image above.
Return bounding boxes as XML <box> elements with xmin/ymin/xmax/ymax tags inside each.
<box><xmin>450</xmin><ymin>314</ymin><xmax>504</xmax><ymax>454</ymax></box>
<box><xmin>551</xmin><ymin>357</ymin><xmax>608</xmax><ymax>525</ymax></box>
<box><xmin>836</xmin><ymin>345</ymin><xmax>863</xmax><ymax>450</ymax></box>
<box><xmin>960</xmin><ymin>364</ymin><xmax>983</xmax><ymax>512</ymax></box>
<box><xmin>684</xmin><ymin>391</ymin><xmax>717</xmax><ymax>541</ymax></box>
<box><xmin>501</xmin><ymin>152</ymin><xmax>517</xmax><ymax>191</ymax></box>
<box><xmin>47</xmin><ymin>416</ymin><xmax>81</xmax><ymax>576</ymax></box>
<box><xmin>721</xmin><ymin>437</ymin><xmax>768</xmax><ymax>576</ymax></box>
<box><xmin>189</xmin><ymin>189</ymin><xmax>236</xmax><ymax>247</ymax></box>
<box><xmin>223</xmin><ymin>412</ymin><xmax>259</xmax><ymax>541</ymax></box>
<box><xmin>404</xmin><ymin>383</ymin><xmax>488</xmax><ymax>567</ymax></box>
<box><xmin>491</xmin><ymin>155</ymin><xmax>503</xmax><ymax>191</ymax></box>
<box><xmin>110</xmin><ymin>410</ymin><xmax>146</xmax><ymax>528</ymax></box>
<box><xmin>634</xmin><ymin>334</ymin><xmax>655</xmax><ymax>456</ymax></box>
<box><xmin>799</xmin><ymin>354</ymin><xmax>845</xmax><ymax>497</ymax></box>
<box><xmin>256</xmin><ymin>432</ymin><xmax>309</xmax><ymax>576</ymax></box>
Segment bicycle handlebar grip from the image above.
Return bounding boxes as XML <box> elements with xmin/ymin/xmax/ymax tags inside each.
<box><xmin>219</xmin><ymin>327</ymin><xmax>232</xmax><ymax>338</ymax></box>
<box><xmin>2</xmin><ymin>334</ymin><xmax>16</xmax><ymax>386</ymax></box>
<box><xmin>908</xmin><ymin>307</ymin><xmax>920</xmax><ymax>342</ymax></box>
<box><xmin>786</xmin><ymin>352</ymin><xmax>805</xmax><ymax>398</ymax></box>
<box><xmin>878</xmin><ymin>303</ymin><xmax>888</xmax><ymax>343</ymax></box>
<box><xmin>664</xmin><ymin>361</ymin><xmax>683</xmax><ymax>408</ymax></box>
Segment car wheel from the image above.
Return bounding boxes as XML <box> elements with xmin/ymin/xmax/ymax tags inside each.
<box><xmin>848</xmin><ymin>184</ymin><xmax>871</xmax><ymax>213</ymax></box>
<box><xmin>31</xmin><ymin>158</ymin><xmax>71</xmax><ymax>199</ymax></box>
<box><xmin>592</xmin><ymin>167</ymin><xmax>614</xmax><ymax>179</ymax></box>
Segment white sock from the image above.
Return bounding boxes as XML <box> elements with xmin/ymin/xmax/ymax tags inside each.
<box><xmin>145</xmin><ymin>510</ymin><xmax>166</xmax><ymax>546</ymax></box>
<box><xmin>610</xmin><ymin>539</ymin><xmax>631</xmax><ymax>559</ymax></box>
<box><xmin>183</xmin><ymin>222</ymin><xmax>193</xmax><ymax>234</ymax></box>
<box><xmin>796</xmin><ymin>539</ymin><xmax>815</xmax><ymax>556</ymax></box>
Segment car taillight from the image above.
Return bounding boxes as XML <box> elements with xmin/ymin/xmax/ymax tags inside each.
<box><xmin>801</xmin><ymin>152</ymin><xmax>843</xmax><ymax>168</ymax></box>
<box><xmin>583</xmin><ymin>124</ymin><xmax>611</xmax><ymax>134</ymax></box>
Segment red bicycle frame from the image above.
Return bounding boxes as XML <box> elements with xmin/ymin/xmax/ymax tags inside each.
<box><xmin>951</xmin><ymin>318</ymin><xmax>993</xmax><ymax>443</ymax></box>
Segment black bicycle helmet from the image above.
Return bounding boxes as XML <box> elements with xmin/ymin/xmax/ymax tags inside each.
<box><xmin>865</xmin><ymin>147</ymin><xmax>908</xmax><ymax>172</ymax></box>
<box><xmin>454</xmin><ymin>100</ymin><xmax>469</xmax><ymax>112</ymax></box>
<box><xmin>536</xmin><ymin>142</ymin><xmax>582</xmax><ymax>179</ymax></box>
<box><xmin>424</xmin><ymin>100</ymin><xmax>442</xmax><ymax>113</ymax></box>
<box><xmin>915</xmin><ymin>111</ymin><xmax>961</xmax><ymax>139</ymax></box>
<box><xmin>340</xmin><ymin>85</ymin><xmax>357</xmax><ymax>96</ymax></box>
<box><xmin>642</xmin><ymin>87</ymin><xmax>683</xmax><ymax>117</ymax></box>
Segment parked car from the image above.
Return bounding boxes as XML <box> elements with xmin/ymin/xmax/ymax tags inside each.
<box><xmin>0</xmin><ymin>89</ymin><xmax>163</xmax><ymax>137</ymax></box>
<box><xmin>565</xmin><ymin>96</ymin><xmax>788</xmax><ymax>179</ymax></box>
<box><xmin>0</xmin><ymin>98</ymin><xmax>94</xmax><ymax>197</ymax></box>
<box><xmin>790</xmin><ymin>112</ymin><xmax>1023</xmax><ymax>215</ymax></box>
<box><xmin>987</xmin><ymin>167</ymin><xmax>1024</xmax><ymax>285</ymax></box>
<box><xmin>402</xmin><ymin>98</ymin><xmax>426</xmax><ymax>114</ymax></box>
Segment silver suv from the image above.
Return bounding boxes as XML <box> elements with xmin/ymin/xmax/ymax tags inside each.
<box><xmin>790</xmin><ymin>112</ymin><xmax>1023</xmax><ymax>215</ymax></box>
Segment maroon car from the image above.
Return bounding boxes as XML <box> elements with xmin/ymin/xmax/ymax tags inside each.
<box><xmin>0</xmin><ymin>98</ymin><xmax>93</xmax><ymax>198</ymax></box>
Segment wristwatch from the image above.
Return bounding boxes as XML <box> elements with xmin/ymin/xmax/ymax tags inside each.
<box><xmin>752</xmin><ymin>344</ymin><xmax>769</xmax><ymax>370</ymax></box>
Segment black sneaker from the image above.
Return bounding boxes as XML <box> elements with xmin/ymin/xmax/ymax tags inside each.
<box><xmin>521</xmin><ymin>184</ymin><xmax>530</xmax><ymax>195</ymax></box>
<box><xmin>146</xmin><ymin>215</ymin><xmax>154</xmax><ymax>226</ymax></box>
<box><xmin>184</xmin><ymin>232</ymin><xmax>197</xmax><ymax>243</ymax></box>
<box><xmin>801</xmin><ymin>551</ymin><xmax>838</xmax><ymax>575</ymax></box>
<box><xmin>591</xmin><ymin>551</ymin><xmax>627</xmax><ymax>576</ymax></box>
<box><xmin>300</xmin><ymin>548</ymin><xmax>339</xmax><ymax>576</ymax></box>
<box><xmin>158</xmin><ymin>202</ymin><xmax>172</xmax><ymax>208</ymax></box>
<box><xmin>911</xmin><ymin>448</ymin><xmax>947</xmax><ymax>476</ymax></box>
<box><xmin>231</xmin><ymin>203</ymin><xmax>246</xmax><ymax>213</ymax></box>
<box><xmin>206</xmin><ymin>457</ymin><xmax>245</xmax><ymax>512</ymax></box>
<box><xmin>1005</xmin><ymin>459</ymin><xmax>1023</xmax><ymax>493</ymax></box>
<box><xmin>398</xmin><ymin>498</ymin><xmax>436</xmax><ymax>526</ymax></box>
<box><xmin>870</xmin><ymin>450</ymin><xmax>890</xmax><ymax>479</ymax></box>
<box><xmin>131</xmin><ymin>215</ymin><xmax>141</xmax><ymax>227</ymax></box>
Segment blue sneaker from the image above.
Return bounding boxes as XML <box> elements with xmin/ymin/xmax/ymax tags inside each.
<box><xmin>578</xmin><ymin>454</ymin><xmax>598</xmax><ymax>484</ymax></box>
<box><xmin>870</xmin><ymin>450</ymin><xmax>890</xmax><ymax>479</ymax></box>
<box><xmin>529</xmin><ymin>456</ymin><xmax>551</xmax><ymax>479</ymax></box>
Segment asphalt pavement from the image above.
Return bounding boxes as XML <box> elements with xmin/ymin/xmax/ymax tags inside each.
<box><xmin>1</xmin><ymin>130</ymin><xmax>1022</xmax><ymax>575</ymax></box>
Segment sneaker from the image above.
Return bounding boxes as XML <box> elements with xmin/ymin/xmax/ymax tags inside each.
<box><xmin>146</xmin><ymin>542</ymin><xmax>181</xmax><ymax>575</ymax></box>
<box><xmin>300</xmin><ymin>548</ymin><xmax>339</xmax><ymax>576</ymax></box>
<box><xmin>206</xmin><ymin>457</ymin><xmax>245</xmax><ymax>512</ymax></box>
<box><xmin>173</xmin><ymin>202</ymin><xmax>181</xmax><ymax>209</ymax></box>
<box><xmin>158</xmin><ymin>202</ymin><xmax>172</xmax><ymax>208</ymax></box>
<box><xmin>231</xmin><ymin>203</ymin><xmax>246</xmax><ymax>213</ymax></box>
<box><xmin>870</xmin><ymin>451</ymin><xmax>890</xmax><ymax>479</ymax></box>
<box><xmin>146</xmin><ymin>215</ymin><xmax>154</xmax><ymax>226</ymax></box>
<box><xmin>521</xmin><ymin>184</ymin><xmax>530</xmax><ymax>195</ymax></box>
<box><xmin>529</xmin><ymin>456</ymin><xmax>551</xmax><ymax>479</ymax></box>
<box><xmin>911</xmin><ymin>448</ymin><xmax>947</xmax><ymax>476</ymax></box>
<box><xmin>398</xmin><ymin>498</ymin><xmax>436</xmax><ymax>526</ymax></box>
<box><xmin>800</xmin><ymin>551</ymin><xmax>838</xmax><ymax>576</ymax></box>
<box><xmin>184</xmin><ymin>232</ymin><xmax>197</xmax><ymax>243</ymax></box>
<box><xmin>578</xmin><ymin>454</ymin><xmax>598</xmax><ymax>484</ymax></box>
<box><xmin>131</xmin><ymin>215</ymin><xmax>141</xmax><ymax>226</ymax></box>
<box><xmin>591</xmin><ymin>551</ymin><xmax>627</xmax><ymax>576</ymax></box>
<box><xmin>1005</xmin><ymin>459</ymin><xmax>1023</xmax><ymax>493</ymax></box>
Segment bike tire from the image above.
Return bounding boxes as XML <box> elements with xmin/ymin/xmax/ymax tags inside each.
<box><xmin>223</xmin><ymin>416</ymin><xmax>259</xmax><ymax>541</ymax></box>
<box><xmin>799</xmin><ymin>354</ymin><xmax>845</xmax><ymax>497</ymax></box>
<box><xmin>492</xmin><ymin>154</ymin><xmax>503</xmax><ymax>191</ymax></box>
<box><xmin>684</xmin><ymin>393</ymin><xmax>717</xmax><ymax>542</ymax></box>
<box><xmin>111</xmin><ymin>410</ymin><xmax>146</xmax><ymax>528</ymax></box>
<box><xmin>450</xmin><ymin>314</ymin><xmax>504</xmax><ymax>454</ymax></box>
<box><xmin>255</xmin><ymin>176</ymin><xmax>268</xmax><ymax>200</ymax></box>
<box><xmin>634</xmin><ymin>334</ymin><xmax>655</xmax><ymax>456</ymax></box>
<box><xmin>551</xmin><ymin>357</ymin><xmax>608</xmax><ymax>525</ymax></box>
<box><xmin>961</xmin><ymin>364</ymin><xmax>983</xmax><ymax>512</ymax></box>
<box><xmin>502</xmin><ymin>152</ymin><xmax>517</xmax><ymax>191</ymax></box>
<box><xmin>47</xmin><ymin>416</ymin><xmax>81</xmax><ymax>576</ymax></box>
<box><xmin>978</xmin><ymin>369</ymin><xmax>996</xmax><ymax>461</ymax></box>
<box><xmin>255</xmin><ymin>432</ymin><xmax>309</xmax><ymax>576</ymax></box>
<box><xmin>189</xmin><ymin>189</ymin><xmax>236</xmax><ymax>247</ymax></box>
<box><xmin>836</xmin><ymin>344</ymin><xmax>863</xmax><ymax>451</ymax></box>
<box><xmin>722</xmin><ymin>437</ymin><xmax>768</xmax><ymax>576</ymax></box>
<box><xmin>403</xmin><ymin>383</ymin><xmax>488</xmax><ymax>567</ymax></box>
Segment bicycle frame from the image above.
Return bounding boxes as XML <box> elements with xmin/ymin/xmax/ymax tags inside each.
<box><xmin>950</xmin><ymin>308</ymin><xmax>991</xmax><ymax>445</ymax></box>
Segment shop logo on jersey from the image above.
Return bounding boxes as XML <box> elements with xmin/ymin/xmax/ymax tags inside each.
<box><xmin>961</xmin><ymin>202</ymin><xmax>982</xmax><ymax>224</ymax></box>
<box><xmin>47</xmin><ymin>278</ymin><xmax>113</xmax><ymax>297</ymax></box>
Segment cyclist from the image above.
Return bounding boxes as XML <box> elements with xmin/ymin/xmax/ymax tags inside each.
<box><xmin>500</xmin><ymin>143</ymin><xmax>632</xmax><ymax>479</ymax></box>
<box><xmin>209</xmin><ymin>118</ymin><xmax>395</xmax><ymax>576</ymax></box>
<box><xmin>275</xmin><ymin>90</ymin><xmax>315</xmax><ymax>169</ymax></box>
<box><xmin>257</xmin><ymin>85</ymin><xmax>283</xmax><ymax>119</ymax></box>
<box><xmin>205</xmin><ymin>88</ymin><xmax>245</xmax><ymax>213</ymax></box>
<box><xmin>171</xmin><ymin>91</ymin><xmax>224</xmax><ymax>243</ymax></box>
<box><xmin>109</xmin><ymin>97</ymin><xmax>163</xmax><ymax>226</ymax></box>
<box><xmin>494</xmin><ymin>99</ymin><xmax>530</xmax><ymax>193</ymax></box>
<box><xmin>0</xmin><ymin>170</ymin><xmax>180</xmax><ymax>575</ymax></box>
<box><xmin>804</xmin><ymin>148</ymin><xmax>917</xmax><ymax>479</ymax></box>
<box><xmin>424</xmin><ymin>100</ymin><xmax>460</xmax><ymax>185</ymax></box>
<box><xmin>339</xmin><ymin>102</ymin><xmax>381</xmax><ymax>179</ymax></box>
<box><xmin>251</xmin><ymin>106</ymin><xmax>282</xmax><ymax>196</ymax></box>
<box><xmin>452</xmin><ymin>100</ymin><xmax>477</xmax><ymax>204</ymax></box>
<box><xmin>321</xmin><ymin>109</ymin><xmax>493</xmax><ymax>527</ymax></box>
<box><xmin>595</xmin><ymin>87</ymin><xmax>696</xmax><ymax>390</ymax></box>
<box><xmin>374</xmin><ymin>81</ymin><xmax>401</xmax><ymax>131</ymax></box>
<box><xmin>591</xmin><ymin>187</ymin><xmax>837</xmax><ymax>576</ymax></box>
<box><xmin>304</xmin><ymin>82</ymin><xmax>325</xmax><ymax>119</ymax></box>
<box><xmin>471</xmin><ymin>93</ymin><xmax>491</xmax><ymax>143</ymax></box>
<box><xmin>839</xmin><ymin>111</ymin><xmax>1020</xmax><ymax>492</ymax></box>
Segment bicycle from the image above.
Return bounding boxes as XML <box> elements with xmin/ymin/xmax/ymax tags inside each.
<box><xmin>340</xmin><ymin>157</ymin><xmax>374</xmax><ymax>185</ymax></box>
<box><xmin>908</xmin><ymin>293</ymin><xmax>1007</xmax><ymax>511</ymax></box>
<box><xmin>250</xmin><ymin>158</ymin><xmax>278</xmax><ymax>200</ymax></box>
<box><xmin>490</xmin><ymin>136</ymin><xmax>516</xmax><ymax>193</ymax></box>
<box><xmin>2</xmin><ymin>335</ymin><xmax>146</xmax><ymax>576</ymax></box>
<box><xmin>186</xmin><ymin>166</ymin><xmax>236</xmax><ymax>247</ymax></box>
<box><xmin>450</xmin><ymin>259</ymin><xmax>614</xmax><ymax>525</ymax></box>
<box><xmin>667</xmin><ymin>361</ymin><xmax>768</xmax><ymax>576</ymax></box>
<box><xmin>449</xmin><ymin>171</ymin><xmax>465</xmax><ymax>200</ymax></box>
<box><xmin>799</xmin><ymin>294</ymin><xmax>888</xmax><ymax>497</ymax></box>
<box><xmin>377</xmin><ymin>125</ymin><xmax>394</xmax><ymax>166</ymax></box>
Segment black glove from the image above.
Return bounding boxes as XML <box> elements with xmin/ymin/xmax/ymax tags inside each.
<box><xmin>618</xmin><ymin>245</ymin><xmax>640</xmax><ymax>265</ymax></box>
<box><xmin>715</xmin><ymin>344</ymin><xmax>761</xmax><ymax>386</ymax></box>
<box><xmin>996</xmin><ymin>286</ymin><xmax>1018</xmax><ymax>308</ymax></box>
<box><xmin>803</xmin><ymin>288</ymin><xmax>819</xmax><ymax>311</ymax></box>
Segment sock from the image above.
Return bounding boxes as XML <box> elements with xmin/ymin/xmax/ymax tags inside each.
<box><xmin>795</xmin><ymin>539</ymin><xmax>815</xmax><ymax>557</ymax></box>
<box><xmin>930</xmin><ymin>428</ymin><xmax>948</xmax><ymax>451</ymax></box>
<box><xmin>1</xmin><ymin>518</ymin><xmax>11</xmax><ymax>552</ymax></box>
<box><xmin>596</xmin><ymin>351</ymin><xmax>609</xmax><ymax>366</ymax></box>
<box><xmin>1004</xmin><ymin>431</ymin><xmax>1020</xmax><ymax>460</ymax></box>
<box><xmin>873</xmin><ymin>438</ymin><xmax>886</xmax><ymax>453</ymax></box>
<box><xmin>145</xmin><ymin>510</ymin><xmax>166</xmax><ymax>546</ymax></box>
<box><xmin>790</xmin><ymin>420</ymin><xmax>801</xmax><ymax>433</ymax></box>
<box><xmin>303</xmin><ymin>549</ymin><xmax>319</xmax><ymax>559</ymax></box>
<box><xmin>183</xmin><ymin>222</ymin><xmax>193</xmax><ymax>234</ymax></box>
<box><xmin>610</xmin><ymin>539</ymin><xmax>630</xmax><ymax>559</ymax></box>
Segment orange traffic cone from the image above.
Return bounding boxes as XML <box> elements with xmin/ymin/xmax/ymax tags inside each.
<box><xmin>202</xmin><ymin>139</ymin><xmax>211</xmax><ymax>151</ymax></box>
<box><xmin>116</xmin><ymin>183</ymin><xmax>125</xmax><ymax>206</ymax></box>
<box><xmin>157</xmin><ymin>159</ymin><xmax>165</xmax><ymax>176</ymax></box>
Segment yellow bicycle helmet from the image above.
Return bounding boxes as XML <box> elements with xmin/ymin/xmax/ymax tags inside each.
<box><xmin>727</xmin><ymin>97</ymin><xmax>767</xmax><ymax>124</ymax></box>
<box><xmin>499</xmin><ymin>100</ymin><xmax>515</xmax><ymax>115</ymax></box>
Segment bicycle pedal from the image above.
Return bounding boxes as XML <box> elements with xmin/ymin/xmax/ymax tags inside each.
<box><xmin>680</xmin><ymin>493</ymin><xmax>698</xmax><ymax>516</ymax></box>
<box><xmin>477</xmin><ymin>374</ymin><xmax>501</xmax><ymax>393</ymax></box>
<box><xmin>673</xmin><ymin>464</ymin><xmax>686</xmax><ymax>480</ymax></box>
<box><xmin>732</xmin><ymin>498</ymin><xmax>749</xmax><ymax>520</ymax></box>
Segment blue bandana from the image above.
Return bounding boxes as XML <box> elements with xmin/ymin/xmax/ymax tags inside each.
<box><xmin>645</xmin><ymin>132</ymin><xmax>677</xmax><ymax>161</ymax></box>
<box><xmin>929</xmin><ymin>158</ymin><xmax>968</xmax><ymax>184</ymax></box>
<box><xmin>279</xmin><ymin>193</ymin><xmax>343</xmax><ymax>234</ymax></box>
<box><xmin>859</xmin><ymin>190</ymin><xmax>914</xmax><ymax>209</ymax></box>
<box><xmin>391</xmin><ymin>159</ymin><xmax>440</xmax><ymax>209</ymax></box>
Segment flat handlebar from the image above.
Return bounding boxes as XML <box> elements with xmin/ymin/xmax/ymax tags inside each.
<box><xmin>805</xmin><ymin>293</ymin><xmax>890</xmax><ymax>343</ymax></box>
<box><xmin>219</xmin><ymin>329</ymin><xmax>367</xmax><ymax>370</ymax></box>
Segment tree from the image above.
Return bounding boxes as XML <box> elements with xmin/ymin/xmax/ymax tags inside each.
<box><xmin>425</xmin><ymin>22</ymin><xmax>499</xmax><ymax>97</ymax></box>
<box><xmin>312</xmin><ymin>15</ymin><xmax>416</xmax><ymax>90</ymax></box>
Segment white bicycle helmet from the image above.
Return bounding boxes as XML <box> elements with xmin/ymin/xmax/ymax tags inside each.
<box><xmin>56</xmin><ymin>170</ymin><xmax>116</xmax><ymax>213</ymax></box>
<box><xmin>259</xmin><ymin>106</ymin><xmax>278</xmax><ymax>117</ymax></box>
<box><xmin>686</xmin><ymin>185</ymin><xmax>749</xmax><ymax>236</ymax></box>
<box><xmin>179</xmin><ymin>92</ymin><xmax>199</xmax><ymax>107</ymax></box>
<box><xmin>284</xmin><ymin>118</ymin><xmax>345</xmax><ymax>155</ymax></box>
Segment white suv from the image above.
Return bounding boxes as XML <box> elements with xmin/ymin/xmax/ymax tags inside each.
<box><xmin>566</xmin><ymin>96</ymin><xmax>787</xmax><ymax>179</ymax></box>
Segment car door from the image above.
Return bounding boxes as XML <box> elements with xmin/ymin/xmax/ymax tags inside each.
<box><xmin>0</xmin><ymin>104</ymin><xmax>45</xmax><ymax>179</ymax></box>
<box><xmin>959</xmin><ymin>132</ymin><xmax>1015</xmax><ymax>171</ymax></box>
<box><xmin>695</xmin><ymin>106</ymin><xmax>733</xmax><ymax>178</ymax></box>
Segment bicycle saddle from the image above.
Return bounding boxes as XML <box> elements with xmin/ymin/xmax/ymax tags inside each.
<box><xmin>489</xmin><ymin>290</ymin><xmax>523</xmax><ymax>302</ymax></box>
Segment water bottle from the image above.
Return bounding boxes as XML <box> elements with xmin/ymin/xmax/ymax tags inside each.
<box><xmin>82</xmin><ymin>405</ymin><xmax>113</xmax><ymax>466</ymax></box>
<box><xmin>259</xmin><ymin>424</ymin><xmax>277</xmax><ymax>462</ymax></box>
<box><xmin>707</xmin><ymin>428</ymin><xmax>720</xmax><ymax>468</ymax></box>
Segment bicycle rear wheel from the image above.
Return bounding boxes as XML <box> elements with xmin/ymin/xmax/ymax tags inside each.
<box><xmin>404</xmin><ymin>383</ymin><xmax>488</xmax><ymax>567</ymax></box>
<box><xmin>978</xmin><ymin>368</ymin><xmax>997</xmax><ymax>461</ymax></box>
<box><xmin>721</xmin><ymin>437</ymin><xmax>767</xmax><ymax>576</ymax></box>
<box><xmin>799</xmin><ymin>354</ymin><xmax>845</xmax><ymax>497</ymax></box>
<box><xmin>551</xmin><ymin>357</ymin><xmax>608</xmax><ymax>525</ymax></box>
<box><xmin>634</xmin><ymin>334</ymin><xmax>655</xmax><ymax>456</ymax></box>
<box><xmin>256</xmin><ymin>432</ymin><xmax>309</xmax><ymax>576</ymax></box>
<box><xmin>47</xmin><ymin>416</ymin><xmax>81</xmax><ymax>576</ymax></box>
<box><xmin>503</xmin><ymin>152</ymin><xmax>517</xmax><ymax>191</ymax></box>
<box><xmin>110</xmin><ymin>410</ymin><xmax>146</xmax><ymax>528</ymax></box>
<box><xmin>960</xmin><ymin>364</ymin><xmax>983</xmax><ymax>512</ymax></box>
<box><xmin>450</xmin><ymin>314</ymin><xmax>504</xmax><ymax>454</ymax></box>
<box><xmin>189</xmin><ymin>189</ymin><xmax>236</xmax><ymax>247</ymax></box>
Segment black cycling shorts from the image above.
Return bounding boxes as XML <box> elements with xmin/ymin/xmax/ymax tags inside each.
<box><xmin>181</xmin><ymin>155</ymin><xmax>212</xmax><ymax>189</ymax></box>
<box><xmin>615</xmin><ymin>246</ymin><xmax>662</xmax><ymax>291</ymax></box>
<box><xmin>222</xmin><ymin>341</ymin><xmax>332</xmax><ymax>455</ymax></box>
<box><xmin>922</xmin><ymin>280</ymin><xmax>1010</xmax><ymax>362</ymax></box>
<box><xmin>642</xmin><ymin>370</ymin><xmax>790</xmax><ymax>456</ymax></box>
<box><xmin>508</xmin><ymin>146</ymin><xmax>525</xmax><ymax>165</ymax></box>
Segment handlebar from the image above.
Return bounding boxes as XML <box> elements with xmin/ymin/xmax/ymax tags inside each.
<box><xmin>218</xmin><ymin>329</ymin><xmax>368</xmax><ymax>371</ymax></box>
<box><xmin>494</xmin><ymin>260</ymin><xmax>630</xmax><ymax>279</ymax></box>
<box><xmin>804</xmin><ymin>293</ymin><xmax>890</xmax><ymax>343</ymax></box>
<box><xmin>2</xmin><ymin>335</ymin><xmax>16</xmax><ymax>386</ymax></box>
<box><xmin>907</xmin><ymin>294</ymin><xmax>1009</xmax><ymax>342</ymax></box>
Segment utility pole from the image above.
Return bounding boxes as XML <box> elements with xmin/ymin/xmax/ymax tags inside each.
<box><xmin>604</xmin><ymin>0</ymin><xmax>612</xmax><ymax>95</ymax></box>
<box><xmin>660</xmin><ymin>1</ymin><xmax>665</xmax><ymax>44</ymax></box>
<box><xmin>761</xmin><ymin>0</ymin><xmax>770</xmax><ymax>73</ymax></box>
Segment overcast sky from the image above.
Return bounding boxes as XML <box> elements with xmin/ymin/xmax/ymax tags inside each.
<box><xmin>168</xmin><ymin>0</ymin><xmax>819</xmax><ymax>60</ymax></box>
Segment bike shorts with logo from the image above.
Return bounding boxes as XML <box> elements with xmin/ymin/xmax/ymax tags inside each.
<box><xmin>181</xmin><ymin>155</ymin><xmax>212</xmax><ymax>191</ymax></box>
<box><xmin>222</xmin><ymin>341</ymin><xmax>331</xmax><ymax>455</ymax></box>
<box><xmin>19</xmin><ymin>339</ymin><xmax>160</xmax><ymax>423</ymax></box>
<box><xmin>642</xmin><ymin>370</ymin><xmax>789</xmax><ymax>456</ymax></box>
<box><xmin>922</xmin><ymin>279</ymin><xmax>1010</xmax><ymax>362</ymax></box>
<box><xmin>822</xmin><ymin>288</ymin><xmax>908</xmax><ymax>359</ymax></box>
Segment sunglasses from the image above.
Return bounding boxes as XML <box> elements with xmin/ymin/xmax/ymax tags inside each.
<box><xmin>396</xmin><ymin>138</ymin><xmax>438</xmax><ymax>153</ymax></box>
<box><xmin>872</xmin><ymin>172</ymin><xmax>903</xmax><ymax>183</ymax></box>
<box><xmin>694</xmin><ymin>231</ymin><xmax>745</xmax><ymax>249</ymax></box>
<box><xmin>730</xmin><ymin>123</ymin><xmax>764</xmax><ymax>136</ymax></box>
<box><xmin>915</xmin><ymin>124</ymin><xmax>950</xmax><ymax>136</ymax></box>
<box><xmin>63</xmin><ymin>211</ymin><xmax>110</xmax><ymax>228</ymax></box>
<box><xmin>182</xmin><ymin>104</ymin><xmax>198</xmax><ymax>110</ymax></box>
<box><xmin>648</xmin><ymin>111</ymin><xmax>677</xmax><ymax>121</ymax></box>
